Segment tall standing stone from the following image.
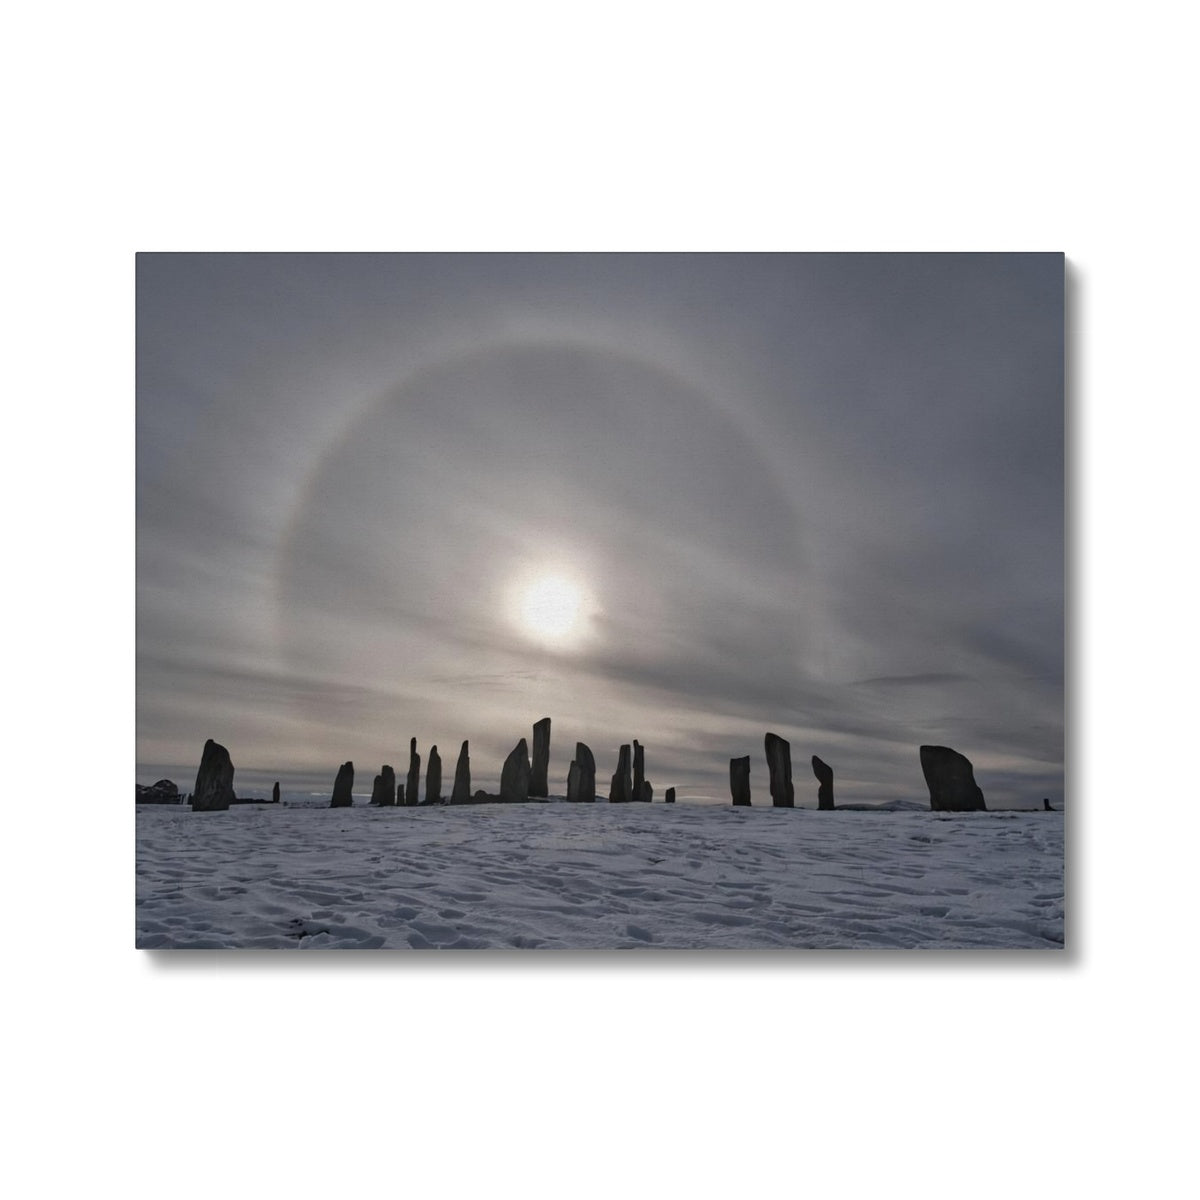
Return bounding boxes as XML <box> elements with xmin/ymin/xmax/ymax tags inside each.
<box><xmin>811</xmin><ymin>755</ymin><xmax>834</xmax><ymax>810</ymax></box>
<box><xmin>573</xmin><ymin>742</ymin><xmax>596</xmax><ymax>803</ymax></box>
<box><xmin>191</xmin><ymin>738</ymin><xmax>235</xmax><ymax>812</ymax></box>
<box><xmin>451</xmin><ymin>741</ymin><xmax>471</xmax><ymax>804</ymax></box>
<box><xmin>530</xmin><ymin>717</ymin><xmax>551</xmax><ymax>797</ymax></box>
<box><xmin>729</xmin><ymin>756</ymin><xmax>751</xmax><ymax>806</ymax></box>
<box><xmin>272</xmin><ymin>781</ymin><xmax>280</xmax><ymax>805</ymax></box>
<box><xmin>331</xmin><ymin>761</ymin><xmax>354</xmax><ymax>808</ymax></box>
<box><xmin>665</xmin><ymin>787</ymin><xmax>676</xmax><ymax>804</ymax></box>
<box><xmin>608</xmin><ymin>744</ymin><xmax>632</xmax><ymax>803</ymax></box>
<box><xmin>426</xmin><ymin>745</ymin><xmax>442</xmax><ymax>805</ymax></box>
<box><xmin>633</xmin><ymin>741</ymin><xmax>645</xmax><ymax>802</ymax></box>
<box><xmin>919</xmin><ymin>745</ymin><xmax>987</xmax><ymax>812</ymax></box>
<box><xmin>500</xmin><ymin>738</ymin><xmax>531</xmax><ymax>802</ymax></box>
<box><xmin>370</xmin><ymin>774</ymin><xmax>384</xmax><ymax>805</ymax></box>
<box><xmin>764</xmin><ymin>732</ymin><xmax>795</xmax><ymax>808</ymax></box>
<box><xmin>406</xmin><ymin>738</ymin><xmax>421</xmax><ymax>807</ymax></box>
<box><xmin>567</xmin><ymin>761</ymin><xmax>583</xmax><ymax>802</ymax></box>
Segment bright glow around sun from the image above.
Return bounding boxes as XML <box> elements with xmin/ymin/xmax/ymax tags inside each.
<box><xmin>514</xmin><ymin>572</ymin><xmax>592</xmax><ymax>647</ymax></box>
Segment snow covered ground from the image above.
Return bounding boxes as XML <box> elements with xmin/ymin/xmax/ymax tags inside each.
<box><xmin>136</xmin><ymin>800</ymin><xmax>1063</xmax><ymax>949</ymax></box>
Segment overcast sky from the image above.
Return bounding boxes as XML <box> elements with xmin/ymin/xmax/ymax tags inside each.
<box><xmin>136</xmin><ymin>253</ymin><xmax>1062</xmax><ymax>805</ymax></box>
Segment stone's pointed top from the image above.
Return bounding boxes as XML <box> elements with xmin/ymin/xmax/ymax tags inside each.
<box><xmin>919</xmin><ymin>745</ymin><xmax>987</xmax><ymax>812</ymax></box>
<box><xmin>574</xmin><ymin>742</ymin><xmax>596</xmax><ymax>774</ymax></box>
<box><xmin>500</xmin><ymin>738</ymin><xmax>531</xmax><ymax>803</ymax></box>
<box><xmin>451</xmin><ymin>741</ymin><xmax>472</xmax><ymax>804</ymax></box>
<box><xmin>811</xmin><ymin>754</ymin><xmax>834</xmax><ymax>810</ymax></box>
<box><xmin>192</xmin><ymin>739</ymin><xmax>235</xmax><ymax>811</ymax></box>
<box><xmin>331</xmin><ymin>760</ymin><xmax>354</xmax><ymax>808</ymax></box>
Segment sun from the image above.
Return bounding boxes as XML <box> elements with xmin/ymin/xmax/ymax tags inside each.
<box><xmin>514</xmin><ymin>572</ymin><xmax>592</xmax><ymax>646</ymax></box>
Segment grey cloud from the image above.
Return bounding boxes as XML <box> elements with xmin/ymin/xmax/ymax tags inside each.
<box><xmin>137</xmin><ymin>253</ymin><xmax>1064</xmax><ymax>808</ymax></box>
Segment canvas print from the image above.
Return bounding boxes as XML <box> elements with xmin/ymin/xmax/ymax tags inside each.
<box><xmin>135</xmin><ymin>252</ymin><xmax>1064</xmax><ymax>949</ymax></box>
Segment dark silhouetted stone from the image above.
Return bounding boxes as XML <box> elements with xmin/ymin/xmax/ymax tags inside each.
<box><xmin>501</xmin><ymin>738</ymin><xmax>531</xmax><ymax>803</ymax></box>
<box><xmin>764</xmin><ymin>732</ymin><xmax>795</xmax><ymax>808</ymax></box>
<box><xmin>573</xmin><ymin>742</ymin><xmax>596</xmax><ymax>803</ymax></box>
<box><xmin>396</xmin><ymin>782</ymin><xmax>405</xmax><ymax>805</ymax></box>
<box><xmin>191</xmin><ymin>739</ymin><xmax>235</xmax><ymax>812</ymax></box>
<box><xmin>451</xmin><ymin>741</ymin><xmax>471</xmax><ymax>804</ymax></box>
<box><xmin>427</xmin><ymin>745</ymin><xmax>442</xmax><ymax>805</ymax></box>
<box><xmin>370</xmin><ymin>765</ymin><xmax>396</xmax><ymax>806</ymax></box>
<box><xmin>609</xmin><ymin>744</ymin><xmax>632</xmax><ymax>803</ymax></box>
<box><xmin>331</xmin><ymin>761</ymin><xmax>354</xmax><ymax>808</ymax></box>
<box><xmin>406</xmin><ymin>738</ymin><xmax>421</xmax><ymax>807</ymax></box>
<box><xmin>530</xmin><ymin>717</ymin><xmax>551</xmax><ymax>797</ymax></box>
<box><xmin>1044</xmin><ymin>798</ymin><xmax>1054</xmax><ymax>811</ymax></box>
<box><xmin>811</xmin><ymin>754</ymin><xmax>834</xmax><ymax>810</ymax></box>
<box><xmin>665</xmin><ymin>787</ymin><xmax>676</xmax><ymax>804</ymax></box>
<box><xmin>730</xmin><ymin>756</ymin><xmax>751</xmax><ymax>806</ymax></box>
<box><xmin>567</xmin><ymin>761</ymin><xmax>583</xmax><ymax>802</ymax></box>
<box><xmin>633</xmin><ymin>741</ymin><xmax>645</xmax><ymax>801</ymax></box>
<box><xmin>272</xmin><ymin>781</ymin><xmax>280</xmax><ymax>805</ymax></box>
<box><xmin>639</xmin><ymin>781</ymin><xmax>653</xmax><ymax>803</ymax></box>
<box><xmin>919</xmin><ymin>745</ymin><xmax>987</xmax><ymax>812</ymax></box>
<box><xmin>137</xmin><ymin>779</ymin><xmax>181</xmax><ymax>804</ymax></box>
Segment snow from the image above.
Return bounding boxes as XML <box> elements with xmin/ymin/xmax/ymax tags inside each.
<box><xmin>136</xmin><ymin>800</ymin><xmax>1063</xmax><ymax>949</ymax></box>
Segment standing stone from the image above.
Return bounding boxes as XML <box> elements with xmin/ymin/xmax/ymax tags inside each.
<box><xmin>373</xmin><ymin>764</ymin><xmax>396</xmax><ymax>807</ymax></box>
<box><xmin>331</xmin><ymin>761</ymin><xmax>354</xmax><ymax>808</ymax></box>
<box><xmin>919</xmin><ymin>745</ymin><xmax>987</xmax><ymax>812</ymax></box>
<box><xmin>406</xmin><ymin>738</ymin><xmax>421</xmax><ymax>807</ymax></box>
<box><xmin>573</xmin><ymin>742</ymin><xmax>596</xmax><ymax>803</ymax></box>
<box><xmin>764</xmin><ymin>732</ymin><xmax>795</xmax><ymax>808</ymax></box>
<box><xmin>451</xmin><ymin>741</ymin><xmax>471</xmax><ymax>804</ymax></box>
<box><xmin>608</xmin><ymin>744</ymin><xmax>632</xmax><ymax>803</ymax></box>
<box><xmin>370</xmin><ymin>774</ymin><xmax>384</xmax><ymax>805</ymax></box>
<box><xmin>396</xmin><ymin>782</ymin><xmax>405</xmax><ymax>805</ymax></box>
<box><xmin>567</xmin><ymin>761</ymin><xmax>583</xmax><ymax>802</ymax></box>
<box><xmin>1043</xmin><ymin>798</ymin><xmax>1054</xmax><ymax>812</ymax></box>
<box><xmin>500</xmin><ymin>738</ymin><xmax>531</xmax><ymax>802</ymax></box>
<box><xmin>665</xmin><ymin>787</ymin><xmax>676</xmax><ymax>804</ymax></box>
<box><xmin>633</xmin><ymin>741</ymin><xmax>645</xmax><ymax>802</ymax></box>
<box><xmin>530</xmin><ymin>717</ymin><xmax>551</xmax><ymax>797</ymax></box>
<box><xmin>729</xmin><ymin>756</ymin><xmax>751</xmax><ymax>806</ymax></box>
<box><xmin>272</xmin><ymin>781</ymin><xmax>280</xmax><ymax>805</ymax></box>
<box><xmin>426</xmin><ymin>745</ymin><xmax>442</xmax><ymax>805</ymax></box>
<box><xmin>191</xmin><ymin>738</ymin><xmax>235</xmax><ymax>812</ymax></box>
<box><xmin>811</xmin><ymin>755</ymin><xmax>834</xmax><ymax>811</ymax></box>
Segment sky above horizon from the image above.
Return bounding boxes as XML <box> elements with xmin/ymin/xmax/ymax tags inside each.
<box><xmin>136</xmin><ymin>253</ymin><xmax>1063</xmax><ymax>805</ymax></box>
